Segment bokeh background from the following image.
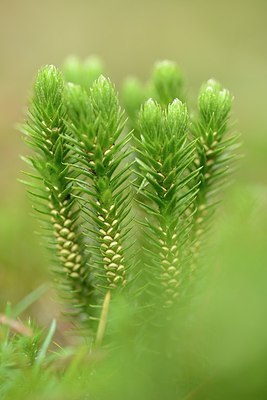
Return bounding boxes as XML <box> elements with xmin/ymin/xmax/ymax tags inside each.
<box><xmin>0</xmin><ymin>0</ymin><xmax>266</xmax><ymax>317</ymax></box>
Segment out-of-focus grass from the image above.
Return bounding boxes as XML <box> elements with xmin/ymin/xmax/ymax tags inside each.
<box><xmin>1</xmin><ymin>183</ymin><xmax>267</xmax><ymax>399</ymax></box>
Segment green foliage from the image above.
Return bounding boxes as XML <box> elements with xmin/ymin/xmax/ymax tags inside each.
<box><xmin>0</xmin><ymin>291</ymin><xmax>49</xmax><ymax>398</ymax></box>
<box><xmin>19</xmin><ymin>57</ymin><xmax>239</xmax><ymax>336</ymax></box>
<box><xmin>65</xmin><ymin>76</ymin><xmax>133</xmax><ymax>304</ymax></box>
<box><xmin>136</xmin><ymin>99</ymin><xmax>198</xmax><ymax>307</ymax></box>
<box><xmin>150</xmin><ymin>60</ymin><xmax>184</xmax><ymax>107</ymax></box>
<box><xmin>188</xmin><ymin>79</ymin><xmax>240</xmax><ymax>273</ymax></box>
<box><xmin>21</xmin><ymin>66</ymin><xmax>95</xmax><ymax>320</ymax></box>
<box><xmin>63</xmin><ymin>55</ymin><xmax>104</xmax><ymax>89</ymax></box>
<box><xmin>3</xmin><ymin>200</ymin><xmax>267</xmax><ymax>400</ymax></box>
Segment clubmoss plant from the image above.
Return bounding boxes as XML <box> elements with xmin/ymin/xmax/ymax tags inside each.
<box><xmin>21</xmin><ymin>66</ymin><xmax>95</xmax><ymax>319</ymax></box>
<box><xmin>136</xmin><ymin>99</ymin><xmax>199</xmax><ymax>307</ymax></box>
<box><xmin>20</xmin><ymin>58</ymin><xmax>239</xmax><ymax>334</ymax></box>
<box><xmin>188</xmin><ymin>79</ymin><xmax>239</xmax><ymax>275</ymax></box>
<box><xmin>65</xmin><ymin>77</ymin><xmax>133</xmax><ymax>295</ymax></box>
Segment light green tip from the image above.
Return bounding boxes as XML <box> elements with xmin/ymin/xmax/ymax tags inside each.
<box><xmin>199</xmin><ymin>79</ymin><xmax>233</xmax><ymax>125</ymax></box>
<box><xmin>33</xmin><ymin>65</ymin><xmax>64</xmax><ymax>114</ymax></box>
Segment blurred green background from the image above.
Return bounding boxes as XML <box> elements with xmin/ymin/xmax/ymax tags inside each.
<box><xmin>0</xmin><ymin>0</ymin><xmax>266</xmax><ymax>308</ymax></box>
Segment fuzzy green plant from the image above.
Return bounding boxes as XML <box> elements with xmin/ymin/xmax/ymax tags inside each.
<box><xmin>135</xmin><ymin>99</ymin><xmax>199</xmax><ymax>307</ymax></box>
<box><xmin>62</xmin><ymin>55</ymin><xmax>104</xmax><ymax>89</ymax></box>
<box><xmin>188</xmin><ymin>79</ymin><xmax>240</xmax><ymax>275</ymax></box>
<box><xmin>20</xmin><ymin>58</ymin><xmax>239</xmax><ymax>335</ymax></box>
<box><xmin>64</xmin><ymin>77</ymin><xmax>133</xmax><ymax>296</ymax></box>
<box><xmin>20</xmin><ymin>66</ymin><xmax>95</xmax><ymax>320</ymax></box>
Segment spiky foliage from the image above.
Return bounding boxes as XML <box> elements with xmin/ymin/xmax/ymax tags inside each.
<box><xmin>136</xmin><ymin>99</ymin><xmax>198</xmax><ymax>307</ymax></box>
<box><xmin>20</xmin><ymin>58</ymin><xmax>239</xmax><ymax>330</ymax></box>
<box><xmin>188</xmin><ymin>79</ymin><xmax>238</xmax><ymax>273</ymax></box>
<box><xmin>65</xmin><ymin>76</ymin><xmax>133</xmax><ymax>301</ymax></box>
<box><xmin>20</xmin><ymin>66</ymin><xmax>95</xmax><ymax>318</ymax></box>
<box><xmin>123</xmin><ymin>61</ymin><xmax>186</xmax><ymax>224</ymax></box>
